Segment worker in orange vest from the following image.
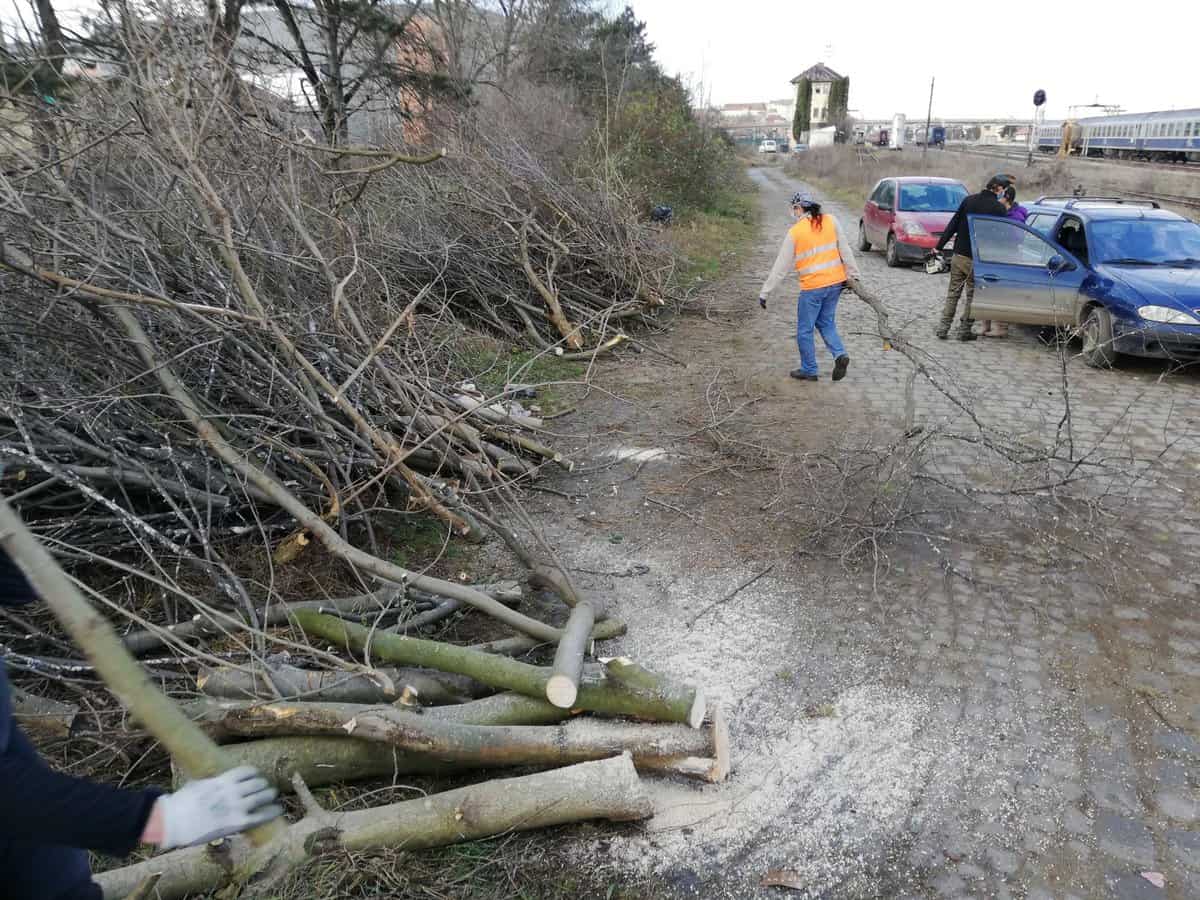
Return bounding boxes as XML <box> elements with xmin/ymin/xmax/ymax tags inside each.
<box><xmin>757</xmin><ymin>191</ymin><xmax>859</xmax><ymax>381</ymax></box>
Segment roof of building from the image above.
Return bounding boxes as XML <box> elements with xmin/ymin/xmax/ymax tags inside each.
<box><xmin>790</xmin><ymin>62</ymin><xmax>842</xmax><ymax>84</ymax></box>
<box><xmin>721</xmin><ymin>102</ymin><xmax>768</xmax><ymax>111</ymax></box>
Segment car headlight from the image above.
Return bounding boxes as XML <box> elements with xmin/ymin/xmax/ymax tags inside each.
<box><xmin>1138</xmin><ymin>305</ymin><xmax>1200</xmax><ymax>325</ymax></box>
<box><xmin>898</xmin><ymin>220</ymin><xmax>927</xmax><ymax>236</ymax></box>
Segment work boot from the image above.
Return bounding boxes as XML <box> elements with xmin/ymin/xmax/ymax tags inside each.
<box><xmin>934</xmin><ymin>319</ymin><xmax>951</xmax><ymax>340</ymax></box>
<box><xmin>956</xmin><ymin>320</ymin><xmax>978</xmax><ymax>342</ymax></box>
<box><xmin>789</xmin><ymin>369</ymin><xmax>818</xmax><ymax>381</ymax></box>
<box><xmin>832</xmin><ymin>355</ymin><xmax>850</xmax><ymax>382</ymax></box>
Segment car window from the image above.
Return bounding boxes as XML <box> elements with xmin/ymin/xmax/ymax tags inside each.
<box><xmin>1025</xmin><ymin>214</ymin><xmax>1057</xmax><ymax>237</ymax></box>
<box><xmin>1055</xmin><ymin>217</ymin><xmax>1089</xmax><ymax>266</ymax></box>
<box><xmin>1089</xmin><ymin>219</ymin><xmax>1200</xmax><ymax>265</ymax></box>
<box><xmin>879</xmin><ymin>181</ymin><xmax>896</xmax><ymax>209</ymax></box>
<box><xmin>898</xmin><ymin>183</ymin><xmax>967</xmax><ymax>212</ymax></box>
<box><xmin>868</xmin><ymin>182</ymin><xmax>884</xmax><ymax>203</ymax></box>
<box><xmin>974</xmin><ymin>218</ymin><xmax>1057</xmax><ymax>267</ymax></box>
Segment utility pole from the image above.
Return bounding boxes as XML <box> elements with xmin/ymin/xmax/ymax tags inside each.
<box><xmin>922</xmin><ymin>77</ymin><xmax>934</xmax><ymax>162</ymax></box>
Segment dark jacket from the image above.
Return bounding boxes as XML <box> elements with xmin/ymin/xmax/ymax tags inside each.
<box><xmin>936</xmin><ymin>190</ymin><xmax>1008</xmax><ymax>257</ymax></box>
<box><xmin>0</xmin><ymin>546</ymin><xmax>160</xmax><ymax>857</ymax></box>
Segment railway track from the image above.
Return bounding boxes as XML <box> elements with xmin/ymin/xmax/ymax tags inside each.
<box><xmin>946</xmin><ymin>143</ymin><xmax>1200</xmax><ymax>175</ymax></box>
<box><xmin>1122</xmin><ymin>189</ymin><xmax>1200</xmax><ymax>211</ymax></box>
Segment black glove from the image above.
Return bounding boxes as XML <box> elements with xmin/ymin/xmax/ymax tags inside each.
<box><xmin>758</xmin><ymin>296</ymin><xmax>767</xmax><ymax>310</ymax></box>
<box><xmin>924</xmin><ymin>249</ymin><xmax>939</xmax><ymax>261</ymax></box>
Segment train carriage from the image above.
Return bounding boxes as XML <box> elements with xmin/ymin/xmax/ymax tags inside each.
<box><xmin>1036</xmin><ymin>109</ymin><xmax>1200</xmax><ymax>163</ymax></box>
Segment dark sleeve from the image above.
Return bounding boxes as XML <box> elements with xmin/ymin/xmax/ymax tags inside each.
<box><xmin>0</xmin><ymin>546</ymin><xmax>37</xmax><ymax>607</ymax></box>
<box><xmin>937</xmin><ymin>202</ymin><xmax>964</xmax><ymax>251</ymax></box>
<box><xmin>0</xmin><ymin>724</ymin><xmax>161</xmax><ymax>857</ymax></box>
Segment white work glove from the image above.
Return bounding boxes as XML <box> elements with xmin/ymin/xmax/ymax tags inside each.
<box><xmin>157</xmin><ymin>766</ymin><xmax>283</xmax><ymax>849</ymax></box>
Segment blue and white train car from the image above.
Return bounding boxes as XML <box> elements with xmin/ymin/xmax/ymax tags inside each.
<box><xmin>1035</xmin><ymin>109</ymin><xmax>1200</xmax><ymax>162</ymax></box>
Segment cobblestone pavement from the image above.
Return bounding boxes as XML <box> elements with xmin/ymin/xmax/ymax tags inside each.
<box><xmin>529</xmin><ymin>164</ymin><xmax>1200</xmax><ymax>899</ymax></box>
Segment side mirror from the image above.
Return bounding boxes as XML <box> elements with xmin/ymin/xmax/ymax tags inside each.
<box><xmin>1047</xmin><ymin>254</ymin><xmax>1075</xmax><ymax>274</ymax></box>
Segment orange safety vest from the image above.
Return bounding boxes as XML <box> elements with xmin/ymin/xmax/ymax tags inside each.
<box><xmin>789</xmin><ymin>216</ymin><xmax>847</xmax><ymax>290</ymax></box>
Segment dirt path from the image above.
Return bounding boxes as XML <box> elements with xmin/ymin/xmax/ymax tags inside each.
<box><xmin>522</xmin><ymin>165</ymin><xmax>1200</xmax><ymax>899</ymax></box>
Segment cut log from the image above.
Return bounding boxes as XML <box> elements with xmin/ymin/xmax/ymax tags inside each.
<box><xmin>215</xmin><ymin>700</ymin><xmax>719</xmax><ymax>768</ymax></box>
<box><xmin>546</xmin><ymin>599</ymin><xmax>597</xmax><ymax>708</ymax></box>
<box><xmin>602</xmin><ymin>657</ymin><xmax>706</xmax><ymax>729</ymax></box>
<box><xmin>197</xmin><ymin>662</ymin><xmax>487</xmax><ymax>705</ymax></box>
<box><xmin>185</xmin><ymin>690</ymin><xmax>572</xmax><ymax>744</ymax></box>
<box><xmin>295</xmin><ymin>611</ymin><xmax>702</xmax><ymax>726</ymax></box>
<box><xmin>470</xmin><ymin>616</ymin><xmax>626</xmax><ymax>656</ymax></box>
<box><xmin>202</xmin><ymin>698</ymin><xmax>731</xmax><ymax>792</ymax></box>
<box><xmin>10</xmin><ymin>686</ymin><xmax>79</xmax><ymax>739</ymax></box>
<box><xmin>95</xmin><ymin>754</ymin><xmax>653</xmax><ymax>900</ymax></box>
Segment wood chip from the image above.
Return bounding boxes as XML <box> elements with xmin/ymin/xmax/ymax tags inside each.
<box><xmin>760</xmin><ymin>869</ymin><xmax>806</xmax><ymax>890</ymax></box>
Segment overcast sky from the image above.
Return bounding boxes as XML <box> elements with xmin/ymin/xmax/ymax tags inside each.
<box><xmin>609</xmin><ymin>0</ymin><xmax>1197</xmax><ymax>121</ymax></box>
<box><xmin>3</xmin><ymin>0</ymin><xmax>1195</xmax><ymax>121</ymax></box>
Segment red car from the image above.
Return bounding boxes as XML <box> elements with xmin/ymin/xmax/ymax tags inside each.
<box><xmin>858</xmin><ymin>176</ymin><xmax>968</xmax><ymax>267</ymax></box>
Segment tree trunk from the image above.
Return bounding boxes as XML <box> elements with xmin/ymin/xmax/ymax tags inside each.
<box><xmin>211</xmin><ymin>700</ymin><xmax>724</xmax><ymax>792</ymax></box>
<box><xmin>602</xmin><ymin>657</ymin><xmax>707</xmax><ymax>729</ymax></box>
<box><xmin>95</xmin><ymin>754</ymin><xmax>653</xmax><ymax>900</ymax></box>
<box><xmin>296</xmin><ymin>611</ymin><xmax>705</xmax><ymax>726</ymax></box>
<box><xmin>0</xmin><ymin>497</ymin><xmax>285</xmax><ymax>847</ymax></box>
<box><xmin>546</xmin><ymin>598</ymin><xmax>596</xmax><ymax>708</ymax></box>
<box><xmin>469</xmin><ymin>616</ymin><xmax>626</xmax><ymax>656</ymax></box>
<box><xmin>210</xmin><ymin>700</ymin><xmax>723</xmax><ymax>774</ymax></box>
<box><xmin>198</xmin><ymin>662</ymin><xmax>488</xmax><ymax>705</ymax></box>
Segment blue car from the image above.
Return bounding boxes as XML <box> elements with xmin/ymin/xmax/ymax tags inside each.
<box><xmin>966</xmin><ymin>197</ymin><xmax>1200</xmax><ymax>367</ymax></box>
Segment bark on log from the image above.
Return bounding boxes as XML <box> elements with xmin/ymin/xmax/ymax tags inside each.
<box><xmin>602</xmin><ymin>657</ymin><xmax>706</xmax><ymax>729</ymax></box>
<box><xmin>95</xmin><ymin>754</ymin><xmax>653</xmax><ymax>900</ymax></box>
<box><xmin>213</xmin><ymin>707</ymin><xmax>726</xmax><ymax>791</ymax></box>
<box><xmin>546</xmin><ymin>599</ymin><xmax>596</xmax><ymax>708</ymax></box>
<box><xmin>10</xmin><ymin>686</ymin><xmax>79</xmax><ymax>739</ymax></box>
<box><xmin>469</xmin><ymin>617</ymin><xmax>626</xmax><ymax>656</ymax></box>
<box><xmin>199</xmin><ymin>690</ymin><xmax>577</xmax><ymax>787</ymax></box>
<box><xmin>197</xmin><ymin>663</ymin><xmax>488</xmax><ymax>705</ymax></box>
<box><xmin>214</xmin><ymin>700</ymin><xmax>720</xmax><ymax>770</ymax></box>
<box><xmin>297</xmin><ymin>611</ymin><xmax>703</xmax><ymax>725</ymax></box>
<box><xmin>0</xmin><ymin>497</ymin><xmax>285</xmax><ymax>846</ymax></box>
<box><xmin>185</xmin><ymin>690</ymin><xmax>572</xmax><ymax>744</ymax></box>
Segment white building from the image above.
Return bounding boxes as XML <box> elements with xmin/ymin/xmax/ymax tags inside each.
<box><xmin>789</xmin><ymin>62</ymin><xmax>844</xmax><ymax>133</ymax></box>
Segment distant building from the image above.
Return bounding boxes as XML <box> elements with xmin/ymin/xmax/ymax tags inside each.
<box><xmin>790</xmin><ymin>62</ymin><xmax>843</xmax><ymax>127</ymax></box>
<box><xmin>767</xmin><ymin>98</ymin><xmax>795</xmax><ymax>120</ymax></box>
<box><xmin>718</xmin><ymin>102</ymin><xmax>768</xmax><ymax>120</ymax></box>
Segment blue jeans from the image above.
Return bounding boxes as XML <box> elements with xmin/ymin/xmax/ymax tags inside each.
<box><xmin>795</xmin><ymin>282</ymin><xmax>847</xmax><ymax>375</ymax></box>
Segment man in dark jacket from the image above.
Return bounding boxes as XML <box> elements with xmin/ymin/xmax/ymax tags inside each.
<box><xmin>0</xmin><ymin>540</ymin><xmax>283</xmax><ymax>899</ymax></box>
<box><xmin>929</xmin><ymin>174</ymin><xmax>1011</xmax><ymax>340</ymax></box>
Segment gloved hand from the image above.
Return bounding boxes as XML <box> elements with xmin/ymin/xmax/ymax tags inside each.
<box><xmin>155</xmin><ymin>766</ymin><xmax>283</xmax><ymax>849</ymax></box>
<box><xmin>758</xmin><ymin>295</ymin><xmax>767</xmax><ymax>310</ymax></box>
<box><xmin>924</xmin><ymin>249</ymin><xmax>940</xmax><ymax>261</ymax></box>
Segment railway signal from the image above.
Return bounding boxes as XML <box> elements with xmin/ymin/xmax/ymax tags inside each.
<box><xmin>1027</xmin><ymin>89</ymin><xmax>1046</xmax><ymax>166</ymax></box>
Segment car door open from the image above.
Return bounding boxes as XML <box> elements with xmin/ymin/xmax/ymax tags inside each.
<box><xmin>967</xmin><ymin>216</ymin><xmax>1086</xmax><ymax>326</ymax></box>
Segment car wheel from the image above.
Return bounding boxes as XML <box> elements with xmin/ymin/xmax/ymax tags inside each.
<box><xmin>857</xmin><ymin>221</ymin><xmax>871</xmax><ymax>251</ymax></box>
<box><xmin>1080</xmin><ymin>306</ymin><xmax>1117</xmax><ymax>368</ymax></box>
<box><xmin>885</xmin><ymin>233</ymin><xmax>902</xmax><ymax>267</ymax></box>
